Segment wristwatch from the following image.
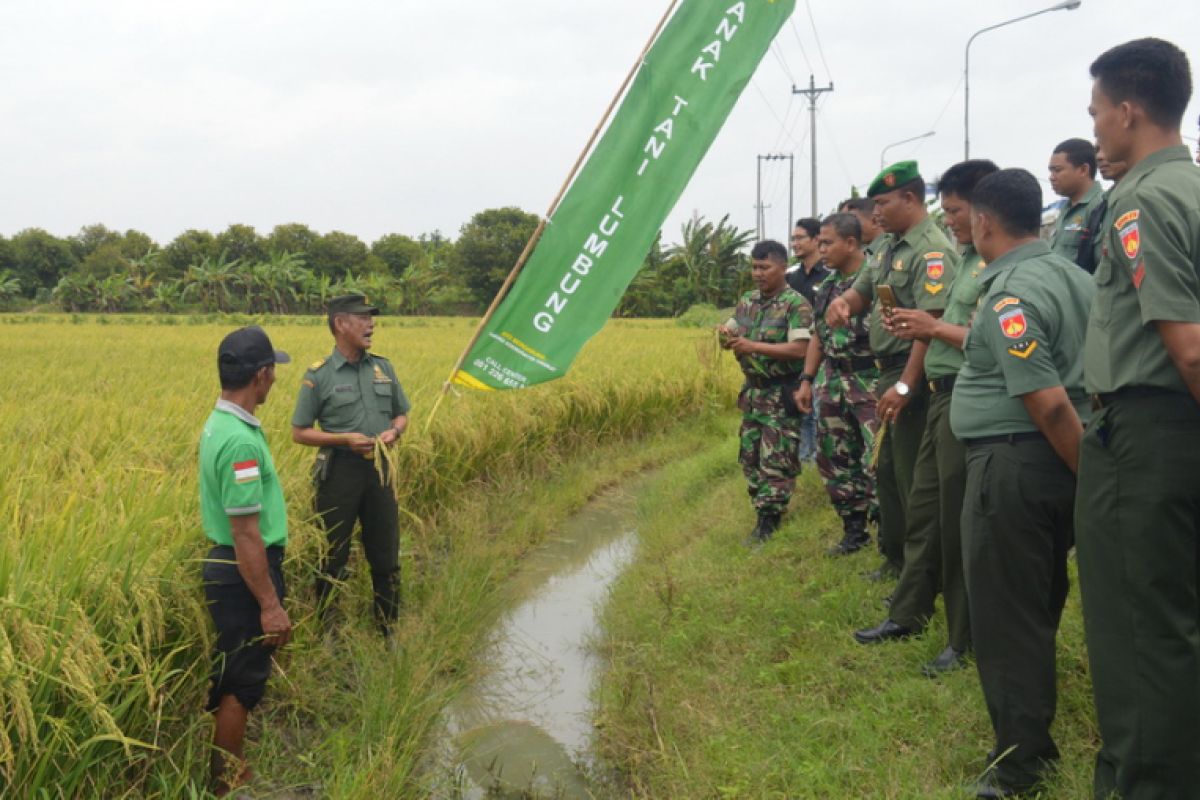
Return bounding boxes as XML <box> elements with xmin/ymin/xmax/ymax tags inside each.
<box><xmin>894</xmin><ymin>381</ymin><xmax>911</xmax><ymax>397</ymax></box>
<box><xmin>800</xmin><ymin>373</ymin><xmax>816</xmax><ymax>384</ymax></box>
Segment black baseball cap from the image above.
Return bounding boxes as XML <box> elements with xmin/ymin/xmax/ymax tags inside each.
<box><xmin>328</xmin><ymin>293</ymin><xmax>380</xmax><ymax>316</ymax></box>
<box><xmin>218</xmin><ymin>326</ymin><xmax>291</xmax><ymax>371</ymax></box>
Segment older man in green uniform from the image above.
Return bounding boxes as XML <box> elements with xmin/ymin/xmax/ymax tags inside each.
<box><xmin>826</xmin><ymin>161</ymin><xmax>958</xmax><ymax>580</ymax></box>
<box><xmin>950</xmin><ymin>168</ymin><xmax>1094</xmax><ymax>798</ymax></box>
<box><xmin>1076</xmin><ymin>38</ymin><xmax>1200</xmax><ymax>800</ymax></box>
<box><xmin>1048</xmin><ymin>138</ymin><xmax>1105</xmax><ymax>262</ymax></box>
<box><xmin>721</xmin><ymin>239</ymin><xmax>812</xmax><ymax>544</ymax></box>
<box><xmin>292</xmin><ymin>293</ymin><xmax>410</xmax><ymax>635</ymax></box>
<box><xmin>852</xmin><ymin>160</ymin><xmax>998</xmax><ymax>679</ymax></box>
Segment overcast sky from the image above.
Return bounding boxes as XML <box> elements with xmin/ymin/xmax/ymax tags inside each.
<box><xmin>1</xmin><ymin>0</ymin><xmax>1197</xmax><ymax>249</ymax></box>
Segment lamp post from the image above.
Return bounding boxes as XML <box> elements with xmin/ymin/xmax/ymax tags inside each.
<box><xmin>881</xmin><ymin>131</ymin><xmax>936</xmax><ymax>169</ymax></box>
<box><xmin>964</xmin><ymin>0</ymin><xmax>1082</xmax><ymax>158</ymax></box>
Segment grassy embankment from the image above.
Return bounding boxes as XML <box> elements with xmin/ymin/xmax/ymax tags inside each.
<box><xmin>0</xmin><ymin>314</ymin><xmax>738</xmax><ymax>798</ymax></box>
<box><xmin>596</xmin><ymin>440</ymin><xmax>1100</xmax><ymax>799</ymax></box>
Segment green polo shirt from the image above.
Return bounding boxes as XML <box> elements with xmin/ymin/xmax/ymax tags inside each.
<box><xmin>292</xmin><ymin>348</ymin><xmax>411</xmax><ymax>437</ymax></box>
<box><xmin>924</xmin><ymin>246</ymin><xmax>985</xmax><ymax>379</ymax></box>
<box><xmin>199</xmin><ymin>399</ymin><xmax>288</xmax><ymax>548</ymax></box>
<box><xmin>1084</xmin><ymin>145</ymin><xmax>1200</xmax><ymax>395</ymax></box>
<box><xmin>1050</xmin><ymin>181</ymin><xmax>1105</xmax><ymax>263</ymax></box>
<box><xmin>950</xmin><ymin>240</ymin><xmax>1094</xmax><ymax>440</ymax></box>
<box><xmin>851</xmin><ymin>215</ymin><xmax>959</xmax><ymax>357</ymax></box>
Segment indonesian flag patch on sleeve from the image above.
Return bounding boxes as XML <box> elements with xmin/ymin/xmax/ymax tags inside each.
<box><xmin>233</xmin><ymin>459</ymin><xmax>261</xmax><ymax>484</ymax></box>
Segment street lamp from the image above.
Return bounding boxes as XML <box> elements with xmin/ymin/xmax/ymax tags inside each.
<box><xmin>881</xmin><ymin>131</ymin><xmax>936</xmax><ymax>169</ymax></box>
<box><xmin>964</xmin><ymin>0</ymin><xmax>1082</xmax><ymax>158</ymax></box>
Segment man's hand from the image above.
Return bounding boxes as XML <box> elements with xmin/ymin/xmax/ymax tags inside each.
<box><xmin>885</xmin><ymin>308</ymin><xmax>938</xmax><ymax>342</ymax></box>
<box><xmin>378</xmin><ymin>428</ymin><xmax>401</xmax><ymax>447</ymax></box>
<box><xmin>259</xmin><ymin>601</ymin><xmax>292</xmax><ymax>648</ymax></box>
<box><xmin>717</xmin><ymin>326</ymin><xmax>735</xmax><ymax>350</ymax></box>
<box><xmin>343</xmin><ymin>432</ymin><xmax>374</xmax><ymax>455</ymax></box>
<box><xmin>729</xmin><ymin>336</ymin><xmax>759</xmax><ymax>356</ymax></box>
<box><xmin>826</xmin><ymin>296</ymin><xmax>851</xmax><ymax>329</ymax></box>
<box><xmin>876</xmin><ymin>385</ymin><xmax>910</xmax><ymax>423</ymax></box>
<box><xmin>795</xmin><ymin>382</ymin><xmax>814</xmax><ymax>414</ymax></box>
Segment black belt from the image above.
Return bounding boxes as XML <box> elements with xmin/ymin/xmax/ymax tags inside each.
<box><xmin>928</xmin><ymin>375</ymin><xmax>957</xmax><ymax>394</ymax></box>
<box><xmin>828</xmin><ymin>355</ymin><xmax>878</xmax><ymax>373</ymax></box>
<box><xmin>744</xmin><ymin>374</ymin><xmax>800</xmax><ymax>390</ymax></box>
<box><xmin>208</xmin><ymin>543</ymin><xmax>285</xmax><ymax>563</ymax></box>
<box><xmin>874</xmin><ymin>352</ymin><xmax>910</xmax><ymax>371</ymax></box>
<box><xmin>962</xmin><ymin>431</ymin><xmax>1045</xmax><ymax>447</ymax></box>
<box><xmin>1090</xmin><ymin>386</ymin><xmax>1188</xmax><ymax>412</ymax></box>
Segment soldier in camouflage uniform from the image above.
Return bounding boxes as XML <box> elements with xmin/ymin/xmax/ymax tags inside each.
<box><xmin>796</xmin><ymin>213</ymin><xmax>879</xmax><ymax>555</ymax></box>
<box><xmin>721</xmin><ymin>240</ymin><xmax>813</xmax><ymax>544</ymax></box>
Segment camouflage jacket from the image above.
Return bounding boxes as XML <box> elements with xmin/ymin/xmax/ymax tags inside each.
<box><xmin>731</xmin><ymin>286</ymin><xmax>813</xmax><ymax>381</ymax></box>
<box><xmin>811</xmin><ymin>269</ymin><xmax>872</xmax><ymax>363</ymax></box>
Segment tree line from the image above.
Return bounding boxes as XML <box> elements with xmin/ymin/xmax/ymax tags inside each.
<box><xmin>0</xmin><ymin>209</ymin><xmax>755</xmax><ymax>317</ymax></box>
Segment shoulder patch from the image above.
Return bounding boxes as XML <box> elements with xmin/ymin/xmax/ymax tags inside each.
<box><xmin>1117</xmin><ymin>212</ymin><xmax>1141</xmax><ymax>261</ymax></box>
<box><xmin>1113</xmin><ymin>209</ymin><xmax>1140</xmax><ymax>230</ymax></box>
<box><xmin>302</xmin><ymin>379</ymin><xmax>315</xmax><ymax>389</ymax></box>
<box><xmin>926</xmin><ymin>257</ymin><xmax>945</xmax><ymax>281</ymax></box>
<box><xmin>992</xmin><ymin>297</ymin><xmax>1020</xmax><ymax>312</ymax></box>
<box><xmin>309</xmin><ymin>358</ymin><xmax>327</xmax><ymax>370</ymax></box>
<box><xmin>1006</xmin><ymin>340</ymin><xmax>1039</xmax><ymax>359</ymax></box>
<box><xmin>924</xmin><ymin>251</ymin><xmax>945</xmax><ymax>260</ymax></box>
<box><xmin>998</xmin><ymin>307</ymin><xmax>1028</xmax><ymax>339</ymax></box>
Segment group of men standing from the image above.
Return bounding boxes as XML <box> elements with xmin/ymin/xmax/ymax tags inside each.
<box><xmin>725</xmin><ymin>37</ymin><xmax>1200</xmax><ymax>799</ymax></box>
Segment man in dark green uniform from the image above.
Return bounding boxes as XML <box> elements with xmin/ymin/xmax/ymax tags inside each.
<box><xmin>292</xmin><ymin>293</ymin><xmax>411</xmax><ymax>635</ymax></box>
<box><xmin>852</xmin><ymin>160</ymin><xmax>997</xmax><ymax>679</ymax></box>
<box><xmin>840</xmin><ymin>197</ymin><xmax>886</xmax><ymax>257</ymax></box>
<box><xmin>1076</xmin><ymin>38</ymin><xmax>1200</xmax><ymax>800</ymax></box>
<box><xmin>826</xmin><ymin>161</ymin><xmax>958</xmax><ymax>580</ymax></box>
<box><xmin>1074</xmin><ymin>144</ymin><xmax>1128</xmax><ymax>274</ymax></box>
<box><xmin>950</xmin><ymin>168</ymin><xmax>1094</xmax><ymax>798</ymax></box>
<box><xmin>721</xmin><ymin>240</ymin><xmax>812</xmax><ymax>544</ymax></box>
<box><xmin>1047</xmin><ymin>138</ymin><xmax>1105</xmax><ymax>262</ymax></box>
<box><xmin>795</xmin><ymin>213</ymin><xmax>878</xmax><ymax>555</ymax></box>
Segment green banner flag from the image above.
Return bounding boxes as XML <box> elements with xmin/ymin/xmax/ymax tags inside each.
<box><xmin>454</xmin><ymin>0</ymin><xmax>795</xmax><ymax>391</ymax></box>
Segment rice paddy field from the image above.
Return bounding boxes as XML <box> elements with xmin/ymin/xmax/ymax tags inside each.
<box><xmin>0</xmin><ymin>313</ymin><xmax>740</xmax><ymax>798</ymax></box>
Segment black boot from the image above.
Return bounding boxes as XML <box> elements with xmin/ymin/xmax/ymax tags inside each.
<box><xmin>827</xmin><ymin>511</ymin><xmax>870</xmax><ymax>556</ymax></box>
<box><xmin>745</xmin><ymin>511</ymin><xmax>781</xmax><ymax>546</ymax></box>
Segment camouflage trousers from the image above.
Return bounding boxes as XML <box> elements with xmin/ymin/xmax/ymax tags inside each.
<box><xmin>815</xmin><ymin>367</ymin><xmax>880</xmax><ymax>519</ymax></box>
<box><xmin>738</xmin><ymin>385</ymin><xmax>803</xmax><ymax>515</ymax></box>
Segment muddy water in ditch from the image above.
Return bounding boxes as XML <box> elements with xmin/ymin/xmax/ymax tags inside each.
<box><xmin>434</xmin><ymin>481</ymin><xmax>643</xmax><ymax>799</ymax></box>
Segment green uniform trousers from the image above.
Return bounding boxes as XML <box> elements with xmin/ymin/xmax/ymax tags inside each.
<box><xmin>876</xmin><ymin>366</ymin><xmax>929</xmax><ymax>572</ymax></box>
<box><xmin>314</xmin><ymin>451</ymin><xmax>401</xmax><ymax>627</ymax></box>
<box><xmin>963</xmin><ymin>437</ymin><xmax>1073</xmax><ymax>792</ymax></box>
<box><xmin>886</xmin><ymin>388</ymin><xmax>970</xmax><ymax>652</ymax></box>
<box><xmin>1076</xmin><ymin>391</ymin><xmax>1200</xmax><ymax>800</ymax></box>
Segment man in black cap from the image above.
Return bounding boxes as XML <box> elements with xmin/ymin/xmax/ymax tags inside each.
<box><xmin>199</xmin><ymin>326</ymin><xmax>291</xmax><ymax>795</ymax></box>
<box><xmin>292</xmin><ymin>293</ymin><xmax>411</xmax><ymax>636</ymax></box>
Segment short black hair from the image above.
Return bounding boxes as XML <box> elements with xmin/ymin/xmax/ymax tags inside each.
<box><xmin>970</xmin><ymin>168</ymin><xmax>1043</xmax><ymax>238</ymax></box>
<box><xmin>219</xmin><ymin>364</ymin><xmax>261</xmax><ymax>391</ymax></box>
<box><xmin>938</xmin><ymin>159</ymin><xmax>1000</xmax><ymax>200</ymax></box>
<box><xmin>794</xmin><ymin>217</ymin><xmax>821</xmax><ymax>238</ymax></box>
<box><xmin>1053</xmin><ymin>138</ymin><xmax>1097</xmax><ymax>179</ymax></box>
<box><xmin>821</xmin><ymin>213</ymin><xmax>862</xmax><ymax>243</ymax></box>
<box><xmin>750</xmin><ymin>239</ymin><xmax>789</xmax><ymax>264</ymax></box>
<box><xmin>895</xmin><ymin>176</ymin><xmax>926</xmax><ymax>202</ymax></box>
<box><xmin>839</xmin><ymin>197</ymin><xmax>875</xmax><ymax>215</ymax></box>
<box><xmin>1090</xmin><ymin>38</ymin><xmax>1193</xmax><ymax>129</ymax></box>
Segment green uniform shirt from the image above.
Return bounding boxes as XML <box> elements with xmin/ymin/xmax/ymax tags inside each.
<box><xmin>1084</xmin><ymin>145</ymin><xmax>1200</xmax><ymax>395</ymax></box>
<box><xmin>1050</xmin><ymin>181</ymin><xmax>1105</xmax><ymax>262</ymax></box>
<box><xmin>950</xmin><ymin>240</ymin><xmax>1094</xmax><ymax>439</ymax></box>
<box><xmin>811</xmin><ymin>267</ymin><xmax>871</xmax><ymax>362</ymax></box>
<box><xmin>851</xmin><ymin>216</ymin><xmax>959</xmax><ymax>357</ymax></box>
<box><xmin>865</xmin><ymin>232</ymin><xmax>888</xmax><ymax>258</ymax></box>
<box><xmin>292</xmin><ymin>348</ymin><xmax>411</xmax><ymax>437</ymax></box>
<box><xmin>924</xmin><ymin>246</ymin><xmax>985</xmax><ymax>379</ymax></box>
<box><xmin>199</xmin><ymin>399</ymin><xmax>288</xmax><ymax>548</ymax></box>
<box><xmin>730</xmin><ymin>286</ymin><xmax>813</xmax><ymax>380</ymax></box>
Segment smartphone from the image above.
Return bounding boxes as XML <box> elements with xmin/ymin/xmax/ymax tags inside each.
<box><xmin>877</xmin><ymin>285</ymin><xmax>898</xmax><ymax>314</ymax></box>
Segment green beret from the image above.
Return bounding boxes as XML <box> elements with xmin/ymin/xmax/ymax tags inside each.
<box><xmin>867</xmin><ymin>160</ymin><xmax>922</xmax><ymax>198</ymax></box>
<box><xmin>327</xmin><ymin>292</ymin><xmax>380</xmax><ymax>316</ymax></box>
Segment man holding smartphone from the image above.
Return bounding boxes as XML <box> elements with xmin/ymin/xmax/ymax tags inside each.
<box><xmin>825</xmin><ymin>161</ymin><xmax>959</xmax><ymax>581</ymax></box>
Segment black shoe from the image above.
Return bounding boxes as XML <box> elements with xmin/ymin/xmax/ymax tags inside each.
<box><xmin>922</xmin><ymin>645</ymin><xmax>969</xmax><ymax>677</ymax></box>
<box><xmin>826</xmin><ymin>511</ymin><xmax>870</xmax><ymax>556</ymax></box>
<box><xmin>968</xmin><ymin>772</ymin><xmax>1027</xmax><ymax>798</ymax></box>
<box><xmin>744</xmin><ymin>511</ymin><xmax>781</xmax><ymax>546</ymax></box>
<box><xmin>863</xmin><ymin>560</ymin><xmax>901</xmax><ymax>582</ymax></box>
<box><xmin>853</xmin><ymin>618</ymin><xmax>914</xmax><ymax>645</ymax></box>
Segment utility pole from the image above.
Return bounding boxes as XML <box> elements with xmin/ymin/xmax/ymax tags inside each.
<box><xmin>757</xmin><ymin>153</ymin><xmax>794</xmax><ymax>243</ymax></box>
<box><xmin>792</xmin><ymin>75</ymin><xmax>834</xmax><ymax>215</ymax></box>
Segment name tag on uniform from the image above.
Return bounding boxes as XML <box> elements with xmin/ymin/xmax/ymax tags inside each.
<box><xmin>334</xmin><ymin>384</ymin><xmax>355</xmax><ymax>393</ymax></box>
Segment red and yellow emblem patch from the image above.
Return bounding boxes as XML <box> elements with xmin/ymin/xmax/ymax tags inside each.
<box><xmin>999</xmin><ymin>308</ymin><xmax>1027</xmax><ymax>339</ymax></box>
<box><xmin>884</xmin><ymin>172</ymin><xmax>896</xmax><ymax>188</ymax></box>
<box><xmin>1114</xmin><ymin>209</ymin><xmax>1141</xmax><ymax>260</ymax></box>
<box><xmin>926</xmin><ymin>259</ymin><xmax>944</xmax><ymax>281</ymax></box>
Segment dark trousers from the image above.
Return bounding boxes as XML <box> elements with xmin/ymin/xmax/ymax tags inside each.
<box><xmin>314</xmin><ymin>452</ymin><xmax>401</xmax><ymax>628</ymax></box>
<box><xmin>1076</xmin><ymin>393</ymin><xmax>1200</xmax><ymax>800</ymax></box>
<box><xmin>888</xmin><ymin>389</ymin><xmax>970</xmax><ymax>652</ymax></box>
<box><xmin>963</xmin><ymin>438</ymin><xmax>1074</xmax><ymax>791</ymax></box>
<box><xmin>876</xmin><ymin>366</ymin><xmax>929</xmax><ymax>571</ymax></box>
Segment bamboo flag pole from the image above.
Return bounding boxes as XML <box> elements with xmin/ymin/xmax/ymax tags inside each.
<box><xmin>423</xmin><ymin>0</ymin><xmax>681</xmax><ymax>432</ymax></box>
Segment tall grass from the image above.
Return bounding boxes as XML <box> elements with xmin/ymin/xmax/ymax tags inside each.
<box><xmin>0</xmin><ymin>315</ymin><xmax>738</xmax><ymax>797</ymax></box>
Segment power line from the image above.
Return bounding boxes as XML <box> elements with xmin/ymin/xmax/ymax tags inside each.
<box><xmin>769</xmin><ymin>39</ymin><xmax>797</xmax><ymax>86</ymax></box>
<box><xmin>817</xmin><ymin>109</ymin><xmax>858</xmax><ymax>206</ymax></box>
<box><xmin>787</xmin><ymin>18</ymin><xmax>816</xmax><ymax>76</ymax></box>
<box><xmin>804</xmin><ymin>0</ymin><xmax>834</xmax><ymax>82</ymax></box>
<box><xmin>751</xmin><ymin>77</ymin><xmax>806</xmax><ymax>152</ymax></box>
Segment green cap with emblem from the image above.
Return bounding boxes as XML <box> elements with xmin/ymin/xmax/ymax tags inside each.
<box><xmin>868</xmin><ymin>160</ymin><xmax>922</xmax><ymax>198</ymax></box>
<box><xmin>327</xmin><ymin>292</ymin><xmax>380</xmax><ymax>316</ymax></box>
